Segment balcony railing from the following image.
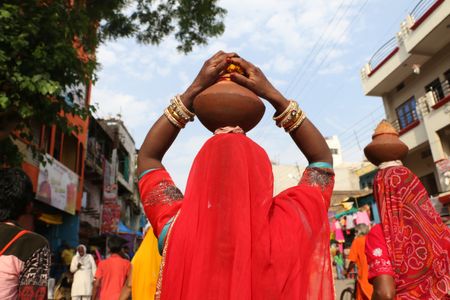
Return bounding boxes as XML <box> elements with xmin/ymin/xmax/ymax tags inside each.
<box><xmin>391</xmin><ymin>108</ymin><xmax>421</xmax><ymax>133</ymax></box>
<box><xmin>86</xmin><ymin>137</ymin><xmax>105</xmax><ymax>174</ymax></box>
<box><xmin>391</xmin><ymin>80</ymin><xmax>450</xmax><ymax>133</ymax></box>
<box><xmin>361</xmin><ymin>0</ymin><xmax>444</xmax><ymax>81</ymax></box>
<box><xmin>367</xmin><ymin>37</ymin><xmax>398</xmax><ymax>76</ymax></box>
<box><xmin>426</xmin><ymin>79</ymin><xmax>450</xmax><ymax>109</ymax></box>
<box><xmin>409</xmin><ymin>0</ymin><xmax>444</xmax><ymax>30</ymax></box>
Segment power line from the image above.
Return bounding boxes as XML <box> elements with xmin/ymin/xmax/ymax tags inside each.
<box><xmin>283</xmin><ymin>0</ymin><xmax>349</xmax><ymax>96</ymax></box>
<box><xmin>253</xmin><ymin>0</ymin><xmax>360</xmax><ymax>143</ymax></box>
<box><xmin>295</xmin><ymin>0</ymin><xmax>370</xmax><ymax>99</ymax></box>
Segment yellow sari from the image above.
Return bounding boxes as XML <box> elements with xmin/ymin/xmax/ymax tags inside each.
<box><xmin>131</xmin><ymin>231</ymin><xmax>161</xmax><ymax>300</ymax></box>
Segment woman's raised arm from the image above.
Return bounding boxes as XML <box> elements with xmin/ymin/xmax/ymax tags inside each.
<box><xmin>137</xmin><ymin>51</ymin><xmax>234</xmax><ymax>175</ymax></box>
<box><xmin>229</xmin><ymin>57</ymin><xmax>332</xmax><ymax>165</ymax></box>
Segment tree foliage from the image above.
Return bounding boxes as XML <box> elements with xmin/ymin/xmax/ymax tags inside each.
<box><xmin>0</xmin><ymin>0</ymin><xmax>226</xmax><ymax>166</ymax></box>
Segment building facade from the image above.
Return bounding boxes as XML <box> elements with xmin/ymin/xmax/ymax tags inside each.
<box><xmin>17</xmin><ymin>84</ymin><xmax>91</xmax><ymax>250</ymax></box>
<box><xmin>81</xmin><ymin>116</ymin><xmax>143</xmax><ymax>249</ymax></box>
<box><xmin>360</xmin><ymin>0</ymin><xmax>450</xmax><ymax>214</ymax></box>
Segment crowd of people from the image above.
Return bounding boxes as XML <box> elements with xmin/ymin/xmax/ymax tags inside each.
<box><xmin>0</xmin><ymin>166</ymin><xmax>161</xmax><ymax>300</ymax></box>
<box><xmin>49</xmin><ymin>229</ymin><xmax>161</xmax><ymax>300</ymax></box>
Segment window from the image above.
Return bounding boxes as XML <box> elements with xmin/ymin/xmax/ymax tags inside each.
<box><xmin>62</xmin><ymin>134</ymin><xmax>78</xmax><ymax>172</ymax></box>
<box><xmin>118</xmin><ymin>147</ymin><xmax>130</xmax><ymax>182</ymax></box>
<box><xmin>425</xmin><ymin>78</ymin><xmax>444</xmax><ymax>101</ymax></box>
<box><xmin>418</xmin><ymin>173</ymin><xmax>438</xmax><ymax>197</ymax></box>
<box><xmin>395</xmin><ymin>97</ymin><xmax>418</xmax><ymax>129</ymax></box>
<box><xmin>30</xmin><ymin>120</ymin><xmax>42</xmax><ymax>146</ymax></box>
<box><xmin>42</xmin><ymin>126</ymin><xmax>52</xmax><ymax>153</ymax></box>
<box><xmin>444</xmin><ymin>69</ymin><xmax>450</xmax><ymax>83</ymax></box>
<box><xmin>330</xmin><ymin>148</ymin><xmax>339</xmax><ymax>155</ymax></box>
<box><xmin>53</xmin><ymin>128</ymin><xmax>62</xmax><ymax>161</ymax></box>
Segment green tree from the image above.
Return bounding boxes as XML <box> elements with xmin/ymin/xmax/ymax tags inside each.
<box><xmin>0</xmin><ymin>0</ymin><xmax>226</xmax><ymax>166</ymax></box>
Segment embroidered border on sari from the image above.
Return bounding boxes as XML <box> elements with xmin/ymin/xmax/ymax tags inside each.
<box><xmin>155</xmin><ymin>210</ymin><xmax>180</xmax><ymax>300</ymax></box>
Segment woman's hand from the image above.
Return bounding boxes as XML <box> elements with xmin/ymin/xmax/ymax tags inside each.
<box><xmin>181</xmin><ymin>51</ymin><xmax>237</xmax><ymax>109</ymax></box>
<box><xmin>227</xmin><ymin>57</ymin><xmax>288</xmax><ymax>112</ymax></box>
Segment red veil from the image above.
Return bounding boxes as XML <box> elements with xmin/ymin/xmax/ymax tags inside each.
<box><xmin>142</xmin><ymin>133</ymin><xmax>335</xmax><ymax>299</ymax></box>
<box><xmin>374</xmin><ymin>166</ymin><xmax>450</xmax><ymax>298</ymax></box>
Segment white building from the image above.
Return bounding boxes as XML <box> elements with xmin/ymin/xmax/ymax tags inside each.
<box><xmin>272</xmin><ymin>136</ymin><xmax>364</xmax><ymax>201</ymax></box>
<box><xmin>360</xmin><ymin>0</ymin><xmax>450</xmax><ymax>203</ymax></box>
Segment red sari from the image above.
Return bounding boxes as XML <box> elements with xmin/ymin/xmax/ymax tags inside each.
<box><xmin>367</xmin><ymin>165</ymin><xmax>450</xmax><ymax>299</ymax></box>
<box><xmin>139</xmin><ymin>133</ymin><xmax>335</xmax><ymax>299</ymax></box>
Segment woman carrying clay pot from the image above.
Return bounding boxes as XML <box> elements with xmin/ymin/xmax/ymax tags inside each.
<box><xmin>363</xmin><ymin>121</ymin><xmax>450</xmax><ymax>300</ymax></box>
<box><xmin>137</xmin><ymin>51</ymin><xmax>335</xmax><ymax>299</ymax></box>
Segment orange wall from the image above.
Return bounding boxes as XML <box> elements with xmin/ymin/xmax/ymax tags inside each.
<box><xmin>22</xmin><ymin>82</ymin><xmax>92</xmax><ymax>212</ymax></box>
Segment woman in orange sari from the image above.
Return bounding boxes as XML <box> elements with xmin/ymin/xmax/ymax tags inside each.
<box><xmin>137</xmin><ymin>51</ymin><xmax>335</xmax><ymax>299</ymax></box>
<box><xmin>346</xmin><ymin>224</ymin><xmax>373</xmax><ymax>300</ymax></box>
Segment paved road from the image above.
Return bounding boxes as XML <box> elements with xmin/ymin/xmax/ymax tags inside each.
<box><xmin>334</xmin><ymin>278</ymin><xmax>354</xmax><ymax>299</ymax></box>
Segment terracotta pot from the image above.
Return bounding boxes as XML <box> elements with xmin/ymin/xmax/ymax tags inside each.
<box><xmin>193</xmin><ymin>80</ymin><xmax>265</xmax><ymax>133</ymax></box>
<box><xmin>364</xmin><ymin>133</ymin><xmax>409</xmax><ymax>166</ymax></box>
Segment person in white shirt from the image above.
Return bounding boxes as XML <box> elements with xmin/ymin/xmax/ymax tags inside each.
<box><xmin>70</xmin><ymin>244</ymin><xmax>96</xmax><ymax>300</ymax></box>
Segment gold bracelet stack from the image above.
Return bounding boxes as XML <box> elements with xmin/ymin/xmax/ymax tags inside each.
<box><xmin>273</xmin><ymin>100</ymin><xmax>307</xmax><ymax>133</ymax></box>
<box><xmin>164</xmin><ymin>95</ymin><xmax>195</xmax><ymax>128</ymax></box>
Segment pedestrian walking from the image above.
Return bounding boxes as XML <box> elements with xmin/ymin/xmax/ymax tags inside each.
<box><xmin>92</xmin><ymin>235</ymin><xmax>131</xmax><ymax>300</ymax></box>
<box><xmin>346</xmin><ymin>224</ymin><xmax>373</xmax><ymax>300</ymax></box>
<box><xmin>334</xmin><ymin>250</ymin><xmax>345</xmax><ymax>280</ymax></box>
<box><xmin>0</xmin><ymin>168</ymin><xmax>51</xmax><ymax>300</ymax></box>
<box><xmin>70</xmin><ymin>244</ymin><xmax>96</xmax><ymax>300</ymax></box>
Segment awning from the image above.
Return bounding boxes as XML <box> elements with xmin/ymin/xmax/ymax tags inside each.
<box><xmin>118</xmin><ymin>220</ymin><xmax>143</xmax><ymax>237</ymax></box>
<box><xmin>38</xmin><ymin>213</ymin><xmax>63</xmax><ymax>225</ymax></box>
<box><xmin>335</xmin><ymin>207</ymin><xmax>358</xmax><ymax>219</ymax></box>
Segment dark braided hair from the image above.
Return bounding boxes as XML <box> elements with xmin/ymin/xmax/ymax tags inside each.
<box><xmin>0</xmin><ymin>168</ymin><xmax>34</xmax><ymax>221</ymax></box>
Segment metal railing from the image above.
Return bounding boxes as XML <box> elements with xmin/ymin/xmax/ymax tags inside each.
<box><xmin>410</xmin><ymin>0</ymin><xmax>441</xmax><ymax>24</ymax></box>
<box><xmin>391</xmin><ymin>108</ymin><xmax>421</xmax><ymax>132</ymax></box>
<box><xmin>368</xmin><ymin>37</ymin><xmax>398</xmax><ymax>73</ymax></box>
<box><xmin>391</xmin><ymin>79</ymin><xmax>450</xmax><ymax>131</ymax></box>
<box><xmin>86</xmin><ymin>137</ymin><xmax>105</xmax><ymax>172</ymax></box>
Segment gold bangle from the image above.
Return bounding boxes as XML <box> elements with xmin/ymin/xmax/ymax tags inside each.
<box><xmin>164</xmin><ymin>108</ymin><xmax>185</xmax><ymax>128</ymax></box>
<box><xmin>174</xmin><ymin>95</ymin><xmax>195</xmax><ymax>120</ymax></box>
<box><xmin>279</xmin><ymin>106</ymin><xmax>302</xmax><ymax>128</ymax></box>
<box><xmin>286</xmin><ymin>113</ymin><xmax>306</xmax><ymax>133</ymax></box>
<box><xmin>168</xmin><ymin>106</ymin><xmax>187</xmax><ymax>125</ymax></box>
<box><xmin>168</xmin><ymin>103</ymin><xmax>189</xmax><ymax>124</ymax></box>
<box><xmin>168</xmin><ymin>97</ymin><xmax>193</xmax><ymax>123</ymax></box>
<box><xmin>273</xmin><ymin>100</ymin><xmax>296</xmax><ymax>122</ymax></box>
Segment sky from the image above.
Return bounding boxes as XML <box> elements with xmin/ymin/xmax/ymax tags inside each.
<box><xmin>91</xmin><ymin>0</ymin><xmax>420</xmax><ymax>189</ymax></box>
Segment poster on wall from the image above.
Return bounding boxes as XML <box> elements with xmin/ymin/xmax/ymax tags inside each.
<box><xmin>101</xmin><ymin>202</ymin><xmax>121</xmax><ymax>233</ymax></box>
<box><xmin>101</xmin><ymin>156</ymin><xmax>121</xmax><ymax>233</ymax></box>
<box><xmin>36</xmin><ymin>154</ymin><xmax>79</xmax><ymax>215</ymax></box>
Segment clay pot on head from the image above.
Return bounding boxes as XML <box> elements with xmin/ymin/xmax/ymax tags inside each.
<box><xmin>193</xmin><ymin>80</ymin><xmax>265</xmax><ymax>133</ymax></box>
<box><xmin>193</xmin><ymin>62</ymin><xmax>265</xmax><ymax>133</ymax></box>
<box><xmin>363</xmin><ymin>120</ymin><xmax>409</xmax><ymax>166</ymax></box>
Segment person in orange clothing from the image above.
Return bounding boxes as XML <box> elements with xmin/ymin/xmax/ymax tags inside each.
<box><xmin>92</xmin><ymin>235</ymin><xmax>131</xmax><ymax>300</ymax></box>
<box><xmin>346</xmin><ymin>224</ymin><xmax>373</xmax><ymax>300</ymax></box>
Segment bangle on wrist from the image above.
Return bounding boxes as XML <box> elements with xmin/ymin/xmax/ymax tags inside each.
<box><xmin>164</xmin><ymin>94</ymin><xmax>195</xmax><ymax>129</ymax></box>
<box><xmin>273</xmin><ymin>100</ymin><xmax>307</xmax><ymax>133</ymax></box>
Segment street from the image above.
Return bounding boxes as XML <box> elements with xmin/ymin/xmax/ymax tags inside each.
<box><xmin>335</xmin><ymin>278</ymin><xmax>354</xmax><ymax>299</ymax></box>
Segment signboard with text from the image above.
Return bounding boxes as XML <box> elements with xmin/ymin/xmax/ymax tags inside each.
<box><xmin>36</xmin><ymin>154</ymin><xmax>79</xmax><ymax>215</ymax></box>
<box><xmin>101</xmin><ymin>156</ymin><xmax>121</xmax><ymax>233</ymax></box>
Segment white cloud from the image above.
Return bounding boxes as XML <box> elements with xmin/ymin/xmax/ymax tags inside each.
<box><xmin>91</xmin><ymin>87</ymin><xmax>160</xmax><ymax>144</ymax></box>
<box><xmin>97</xmin><ymin>47</ymin><xmax>118</xmax><ymax>65</ymax></box>
<box><xmin>90</xmin><ymin>0</ymin><xmax>404</xmax><ymax>188</ymax></box>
